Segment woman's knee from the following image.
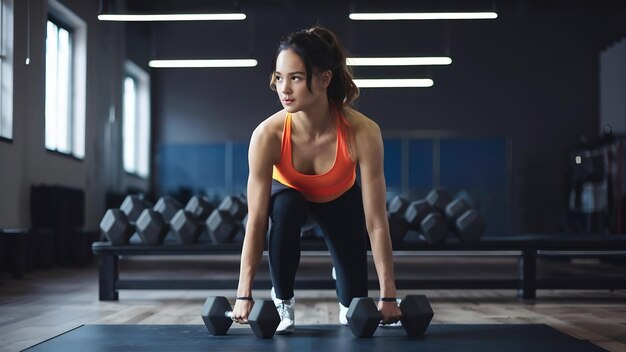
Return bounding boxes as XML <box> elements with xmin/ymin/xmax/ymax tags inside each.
<box><xmin>270</xmin><ymin>189</ymin><xmax>308</xmax><ymax>223</ymax></box>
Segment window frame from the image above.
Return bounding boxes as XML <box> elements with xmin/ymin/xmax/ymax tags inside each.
<box><xmin>123</xmin><ymin>60</ymin><xmax>151</xmax><ymax>179</ymax></box>
<box><xmin>44</xmin><ymin>0</ymin><xmax>87</xmax><ymax>160</ymax></box>
<box><xmin>0</xmin><ymin>0</ymin><xmax>13</xmax><ymax>143</ymax></box>
<box><xmin>45</xmin><ymin>15</ymin><xmax>75</xmax><ymax>156</ymax></box>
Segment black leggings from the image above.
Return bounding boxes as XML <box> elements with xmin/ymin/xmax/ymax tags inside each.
<box><xmin>268</xmin><ymin>183</ymin><xmax>368</xmax><ymax>307</ymax></box>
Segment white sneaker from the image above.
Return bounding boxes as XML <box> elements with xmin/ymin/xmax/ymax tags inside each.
<box><xmin>339</xmin><ymin>302</ymin><xmax>349</xmax><ymax>325</ymax></box>
<box><xmin>271</xmin><ymin>287</ymin><xmax>295</xmax><ymax>334</ymax></box>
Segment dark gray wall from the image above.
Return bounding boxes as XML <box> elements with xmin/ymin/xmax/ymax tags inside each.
<box><xmin>148</xmin><ymin>2</ymin><xmax>626</xmax><ymax>234</ymax></box>
<box><xmin>601</xmin><ymin>38</ymin><xmax>626</xmax><ymax>134</ymax></box>
<box><xmin>0</xmin><ymin>0</ymin><xmax>152</xmax><ymax>228</ymax></box>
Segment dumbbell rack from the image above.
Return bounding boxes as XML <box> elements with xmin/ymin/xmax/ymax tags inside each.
<box><xmin>92</xmin><ymin>233</ymin><xmax>626</xmax><ymax>302</ymax></box>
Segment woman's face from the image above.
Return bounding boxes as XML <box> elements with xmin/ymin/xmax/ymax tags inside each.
<box><xmin>274</xmin><ymin>49</ymin><xmax>327</xmax><ymax>113</ymax></box>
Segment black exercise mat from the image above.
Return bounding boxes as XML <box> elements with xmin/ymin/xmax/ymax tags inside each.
<box><xmin>24</xmin><ymin>324</ymin><xmax>606</xmax><ymax>352</ymax></box>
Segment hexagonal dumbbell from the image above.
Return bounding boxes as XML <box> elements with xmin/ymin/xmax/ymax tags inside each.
<box><xmin>169</xmin><ymin>196</ymin><xmax>215</xmax><ymax>244</ymax></box>
<box><xmin>444</xmin><ymin>198</ymin><xmax>486</xmax><ymax>244</ymax></box>
<box><xmin>425</xmin><ymin>188</ymin><xmax>453</xmax><ymax>212</ymax></box>
<box><xmin>218</xmin><ymin>195</ymin><xmax>247</xmax><ymax>222</ymax></box>
<box><xmin>99</xmin><ymin>208</ymin><xmax>169</xmax><ymax>246</ymax></box>
<box><xmin>420</xmin><ymin>212</ymin><xmax>449</xmax><ymax>244</ymax></box>
<box><xmin>404</xmin><ymin>200</ymin><xmax>431</xmax><ymax>230</ymax></box>
<box><xmin>136</xmin><ymin>209</ymin><xmax>169</xmax><ymax>245</ymax></box>
<box><xmin>99</xmin><ymin>209</ymin><xmax>134</xmax><ymax>245</ymax></box>
<box><xmin>346</xmin><ymin>297</ymin><xmax>382</xmax><ymax>337</ymax></box>
<box><xmin>185</xmin><ymin>195</ymin><xmax>214</xmax><ymax>222</ymax></box>
<box><xmin>154</xmin><ymin>196</ymin><xmax>182</xmax><ymax>223</ymax></box>
<box><xmin>170</xmin><ymin>210</ymin><xmax>203</xmax><ymax>245</ymax></box>
<box><xmin>444</xmin><ymin>198</ymin><xmax>471</xmax><ymax>225</ymax></box>
<box><xmin>456</xmin><ymin>209</ymin><xmax>486</xmax><ymax>244</ymax></box>
<box><xmin>119</xmin><ymin>194</ymin><xmax>153</xmax><ymax>242</ymax></box>
<box><xmin>387</xmin><ymin>195</ymin><xmax>409</xmax><ymax>243</ymax></box>
<box><xmin>201</xmin><ymin>296</ymin><xmax>280</xmax><ymax>339</ymax></box>
<box><xmin>346</xmin><ymin>295</ymin><xmax>434</xmax><ymax>338</ymax></box>
<box><xmin>153</xmin><ymin>196</ymin><xmax>182</xmax><ymax>242</ymax></box>
<box><xmin>206</xmin><ymin>209</ymin><xmax>238</xmax><ymax>243</ymax></box>
<box><xmin>404</xmin><ymin>200</ymin><xmax>448</xmax><ymax>244</ymax></box>
<box><xmin>120</xmin><ymin>195</ymin><xmax>153</xmax><ymax>224</ymax></box>
<box><xmin>399</xmin><ymin>295</ymin><xmax>435</xmax><ymax>336</ymax></box>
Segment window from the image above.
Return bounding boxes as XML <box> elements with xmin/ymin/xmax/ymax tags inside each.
<box><xmin>0</xmin><ymin>0</ymin><xmax>13</xmax><ymax>141</ymax></box>
<box><xmin>45</xmin><ymin>19</ymin><xmax>73</xmax><ymax>153</ymax></box>
<box><xmin>123</xmin><ymin>61</ymin><xmax>150</xmax><ymax>178</ymax></box>
<box><xmin>45</xmin><ymin>0</ymin><xmax>86</xmax><ymax>158</ymax></box>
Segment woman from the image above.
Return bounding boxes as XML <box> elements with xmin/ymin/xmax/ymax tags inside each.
<box><xmin>231</xmin><ymin>26</ymin><xmax>402</xmax><ymax>334</ymax></box>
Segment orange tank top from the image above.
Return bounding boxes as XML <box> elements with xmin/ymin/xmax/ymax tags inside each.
<box><xmin>272</xmin><ymin>112</ymin><xmax>357</xmax><ymax>203</ymax></box>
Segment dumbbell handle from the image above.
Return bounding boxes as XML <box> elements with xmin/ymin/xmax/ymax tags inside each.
<box><xmin>224</xmin><ymin>311</ymin><xmax>249</xmax><ymax>324</ymax></box>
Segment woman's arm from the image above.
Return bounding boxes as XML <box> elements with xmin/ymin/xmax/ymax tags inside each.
<box><xmin>355</xmin><ymin>120</ymin><xmax>397</xmax><ymax>299</ymax></box>
<box><xmin>232</xmin><ymin>122</ymin><xmax>277</xmax><ymax>323</ymax></box>
<box><xmin>353</xmin><ymin>115</ymin><xmax>401</xmax><ymax>323</ymax></box>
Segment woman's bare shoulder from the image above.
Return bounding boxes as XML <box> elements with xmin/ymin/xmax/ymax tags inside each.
<box><xmin>343</xmin><ymin>107</ymin><xmax>380</xmax><ymax>136</ymax></box>
<box><xmin>253</xmin><ymin>110</ymin><xmax>286</xmax><ymax>140</ymax></box>
<box><xmin>249</xmin><ymin>110</ymin><xmax>286</xmax><ymax>165</ymax></box>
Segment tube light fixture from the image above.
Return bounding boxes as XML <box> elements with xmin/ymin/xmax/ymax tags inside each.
<box><xmin>148</xmin><ymin>59</ymin><xmax>258</xmax><ymax>68</ymax></box>
<box><xmin>353</xmin><ymin>79</ymin><xmax>434</xmax><ymax>88</ymax></box>
<box><xmin>349</xmin><ymin>12</ymin><xmax>497</xmax><ymax>20</ymax></box>
<box><xmin>347</xmin><ymin>57</ymin><xmax>451</xmax><ymax>66</ymax></box>
<box><xmin>98</xmin><ymin>13</ymin><xmax>246</xmax><ymax>21</ymax></box>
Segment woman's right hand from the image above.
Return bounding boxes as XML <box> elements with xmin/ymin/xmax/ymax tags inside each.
<box><xmin>231</xmin><ymin>299</ymin><xmax>254</xmax><ymax>324</ymax></box>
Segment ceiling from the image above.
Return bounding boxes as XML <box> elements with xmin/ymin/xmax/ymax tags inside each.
<box><xmin>100</xmin><ymin>0</ymin><xmax>626</xmax><ymax>16</ymax></box>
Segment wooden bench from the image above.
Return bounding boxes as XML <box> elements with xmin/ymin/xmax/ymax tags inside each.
<box><xmin>92</xmin><ymin>234</ymin><xmax>626</xmax><ymax>301</ymax></box>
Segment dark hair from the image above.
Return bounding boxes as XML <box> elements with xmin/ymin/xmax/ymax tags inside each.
<box><xmin>269</xmin><ymin>26</ymin><xmax>359</xmax><ymax>110</ymax></box>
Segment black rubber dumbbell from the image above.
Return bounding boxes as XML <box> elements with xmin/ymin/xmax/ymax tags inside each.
<box><xmin>170</xmin><ymin>196</ymin><xmax>215</xmax><ymax>244</ymax></box>
<box><xmin>99</xmin><ymin>209</ymin><xmax>134</xmax><ymax>245</ymax></box>
<box><xmin>201</xmin><ymin>296</ymin><xmax>280</xmax><ymax>339</ymax></box>
<box><xmin>153</xmin><ymin>196</ymin><xmax>183</xmax><ymax>242</ymax></box>
<box><xmin>346</xmin><ymin>295</ymin><xmax>434</xmax><ymax>338</ymax></box>
<box><xmin>120</xmin><ymin>195</ymin><xmax>153</xmax><ymax>223</ymax></box>
<box><xmin>405</xmin><ymin>200</ymin><xmax>448</xmax><ymax>244</ymax></box>
<box><xmin>99</xmin><ymin>208</ymin><xmax>169</xmax><ymax>245</ymax></box>
<box><xmin>387</xmin><ymin>195</ymin><xmax>409</xmax><ymax>243</ymax></box>
<box><xmin>119</xmin><ymin>194</ymin><xmax>153</xmax><ymax>242</ymax></box>
<box><xmin>185</xmin><ymin>195</ymin><xmax>215</xmax><ymax>221</ymax></box>
<box><xmin>444</xmin><ymin>198</ymin><xmax>486</xmax><ymax>244</ymax></box>
<box><xmin>153</xmin><ymin>196</ymin><xmax>182</xmax><ymax>223</ymax></box>
<box><xmin>101</xmin><ymin>195</ymin><xmax>191</xmax><ymax>245</ymax></box>
<box><xmin>404</xmin><ymin>200</ymin><xmax>430</xmax><ymax>230</ymax></box>
<box><xmin>206</xmin><ymin>209</ymin><xmax>239</xmax><ymax>243</ymax></box>
<box><xmin>419</xmin><ymin>212</ymin><xmax>448</xmax><ymax>244</ymax></box>
<box><xmin>171</xmin><ymin>197</ymin><xmax>240</xmax><ymax>244</ymax></box>
<box><xmin>425</xmin><ymin>187</ymin><xmax>453</xmax><ymax>213</ymax></box>
<box><xmin>218</xmin><ymin>195</ymin><xmax>247</xmax><ymax>222</ymax></box>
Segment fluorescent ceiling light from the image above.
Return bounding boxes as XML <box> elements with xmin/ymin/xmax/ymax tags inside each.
<box><xmin>149</xmin><ymin>59</ymin><xmax>258</xmax><ymax>68</ymax></box>
<box><xmin>349</xmin><ymin>12</ymin><xmax>497</xmax><ymax>20</ymax></box>
<box><xmin>347</xmin><ymin>57</ymin><xmax>451</xmax><ymax>66</ymax></box>
<box><xmin>354</xmin><ymin>79</ymin><xmax>434</xmax><ymax>88</ymax></box>
<box><xmin>98</xmin><ymin>13</ymin><xmax>246</xmax><ymax>21</ymax></box>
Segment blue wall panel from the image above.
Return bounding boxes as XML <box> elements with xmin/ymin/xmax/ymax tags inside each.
<box><xmin>159</xmin><ymin>137</ymin><xmax>508</xmax><ymax>235</ymax></box>
<box><xmin>408</xmin><ymin>139</ymin><xmax>434</xmax><ymax>199</ymax></box>
<box><xmin>232</xmin><ymin>142</ymin><xmax>250</xmax><ymax>193</ymax></box>
<box><xmin>383</xmin><ymin>139</ymin><xmax>402</xmax><ymax>197</ymax></box>
<box><xmin>440</xmin><ymin>138</ymin><xmax>507</xmax><ymax>236</ymax></box>
<box><xmin>159</xmin><ymin>144</ymin><xmax>226</xmax><ymax>196</ymax></box>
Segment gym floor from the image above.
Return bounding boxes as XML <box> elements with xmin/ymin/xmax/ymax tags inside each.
<box><xmin>2</xmin><ymin>256</ymin><xmax>626</xmax><ymax>351</ymax></box>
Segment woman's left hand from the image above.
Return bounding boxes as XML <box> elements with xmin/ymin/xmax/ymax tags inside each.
<box><xmin>378</xmin><ymin>300</ymin><xmax>402</xmax><ymax>325</ymax></box>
